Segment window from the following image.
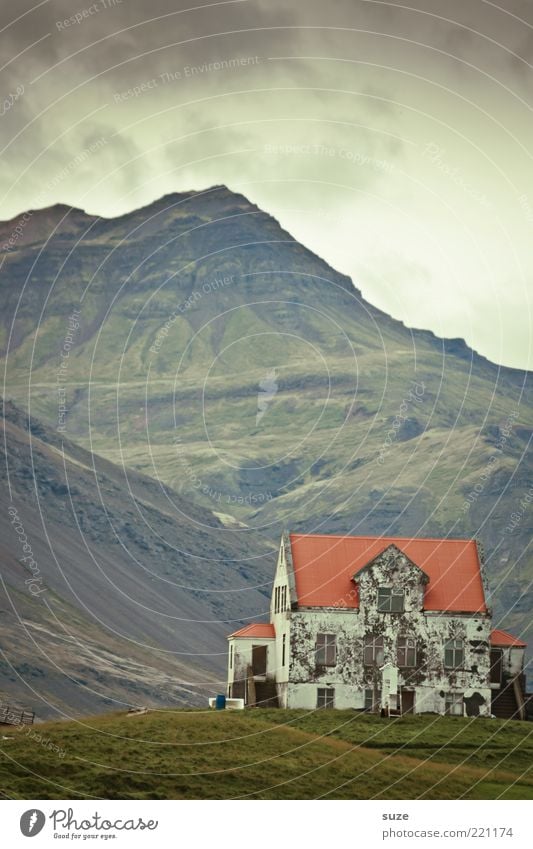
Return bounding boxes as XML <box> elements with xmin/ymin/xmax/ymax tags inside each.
<box><xmin>317</xmin><ymin>688</ymin><xmax>335</xmax><ymax>709</ymax></box>
<box><xmin>444</xmin><ymin>639</ymin><xmax>464</xmax><ymax>668</ymax></box>
<box><xmin>282</xmin><ymin>634</ymin><xmax>286</xmax><ymax>667</ymax></box>
<box><xmin>364</xmin><ymin>634</ymin><xmax>384</xmax><ymax>666</ymax></box>
<box><xmin>364</xmin><ymin>689</ymin><xmax>382</xmax><ymax>711</ymax></box>
<box><xmin>274</xmin><ymin>585</ymin><xmax>287</xmax><ymax>614</ymax></box>
<box><xmin>377</xmin><ymin>587</ymin><xmax>404</xmax><ymax>612</ymax></box>
<box><xmin>316</xmin><ymin>633</ymin><xmax>336</xmax><ymax>666</ymax></box>
<box><xmin>445</xmin><ymin>692</ymin><xmax>463</xmax><ymax>716</ymax></box>
<box><xmin>229</xmin><ymin>644</ymin><xmax>233</xmax><ymax>670</ymax></box>
<box><xmin>252</xmin><ymin>644</ymin><xmax>267</xmax><ymax>676</ymax></box>
<box><xmin>490</xmin><ymin>648</ymin><xmax>503</xmax><ymax>685</ymax></box>
<box><xmin>397</xmin><ymin>636</ymin><xmax>417</xmax><ymax>667</ymax></box>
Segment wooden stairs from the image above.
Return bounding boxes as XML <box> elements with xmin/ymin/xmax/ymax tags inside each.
<box><xmin>491</xmin><ymin>675</ymin><xmax>526</xmax><ymax>720</ymax></box>
<box><xmin>246</xmin><ymin>666</ymin><xmax>278</xmax><ymax>708</ymax></box>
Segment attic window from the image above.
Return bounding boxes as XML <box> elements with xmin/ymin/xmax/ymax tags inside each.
<box><xmin>377</xmin><ymin>587</ymin><xmax>404</xmax><ymax>613</ymax></box>
<box><xmin>274</xmin><ymin>585</ymin><xmax>288</xmax><ymax>613</ymax></box>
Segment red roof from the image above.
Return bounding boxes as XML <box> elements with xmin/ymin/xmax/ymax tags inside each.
<box><xmin>289</xmin><ymin>534</ymin><xmax>487</xmax><ymax>613</ymax></box>
<box><xmin>228</xmin><ymin>623</ymin><xmax>275</xmax><ymax>639</ymax></box>
<box><xmin>490</xmin><ymin>629</ymin><xmax>526</xmax><ymax>648</ymax></box>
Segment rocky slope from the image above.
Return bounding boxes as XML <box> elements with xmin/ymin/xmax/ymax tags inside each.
<box><xmin>0</xmin><ymin>400</ymin><xmax>273</xmax><ymax>718</ymax></box>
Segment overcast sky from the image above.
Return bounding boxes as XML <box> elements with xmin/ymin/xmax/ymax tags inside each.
<box><xmin>1</xmin><ymin>0</ymin><xmax>532</xmax><ymax>369</ymax></box>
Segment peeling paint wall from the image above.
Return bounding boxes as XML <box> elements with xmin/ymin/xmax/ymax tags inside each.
<box><xmin>285</xmin><ymin>546</ymin><xmax>492</xmax><ymax>714</ymax></box>
<box><xmin>227</xmin><ymin>636</ymin><xmax>276</xmax><ymax>700</ymax></box>
<box><xmin>289</xmin><ymin>609</ymin><xmax>366</xmax><ymax>709</ymax></box>
<box><xmin>501</xmin><ymin>645</ymin><xmax>525</xmax><ymax>678</ymax></box>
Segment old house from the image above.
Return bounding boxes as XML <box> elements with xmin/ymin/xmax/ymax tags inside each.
<box><xmin>226</xmin><ymin>533</ymin><xmax>528</xmax><ymax>718</ymax></box>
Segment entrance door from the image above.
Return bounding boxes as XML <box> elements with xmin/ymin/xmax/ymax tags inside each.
<box><xmin>252</xmin><ymin>644</ymin><xmax>267</xmax><ymax>676</ymax></box>
<box><xmin>401</xmin><ymin>690</ymin><xmax>415</xmax><ymax>714</ymax></box>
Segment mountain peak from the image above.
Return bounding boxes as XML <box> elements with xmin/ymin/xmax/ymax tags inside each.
<box><xmin>0</xmin><ymin>202</ymin><xmax>99</xmax><ymax>253</ymax></box>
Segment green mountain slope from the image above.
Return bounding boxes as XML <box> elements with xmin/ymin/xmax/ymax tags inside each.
<box><xmin>1</xmin><ymin>186</ymin><xmax>531</xmax><ymax>669</ymax></box>
<box><xmin>1</xmin><ymin>709</ymin><xmax>531</xmax><ymax>800</ymax></box>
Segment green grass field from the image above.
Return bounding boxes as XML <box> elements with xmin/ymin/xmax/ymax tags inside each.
<box><xmin>1</xmin><ymin>710</ymin><xmax>532</xmax><ymax>800</ymax></box>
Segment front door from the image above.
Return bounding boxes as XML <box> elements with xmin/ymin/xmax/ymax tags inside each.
<box><xmin>401</xmin><ymin>689</ymin><xmax>415</xmax><ymax>714</ymax></box>
<box><xmin>490</xmin><ymin>649</ymin><xmax>503</xmax><ymax>685</ymax></box>
<box><xmin>252</xmin><ymin>644</ymin><xmax>267</xmax><ymax>676</ymax></box>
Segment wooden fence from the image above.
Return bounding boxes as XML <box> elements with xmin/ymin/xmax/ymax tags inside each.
<box><xmin>0</xmin><ymin>704</ymin><xmax>35</xmax><ymax>726</ymax></box>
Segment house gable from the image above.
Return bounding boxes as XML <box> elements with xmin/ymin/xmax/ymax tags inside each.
<box><xmin>283</xmin><ymin>531</ymin><xmax>298</xmax><ymax>608</ymax></box>
<box><xmin>270</xmin><ymin>532</ymin><xmax>297</xmax><ymax>619</ymax></box>
<box><xmin>355</xmin><ymin>543</ymin><xmax>430</xmax><ymax>583</ymax></box>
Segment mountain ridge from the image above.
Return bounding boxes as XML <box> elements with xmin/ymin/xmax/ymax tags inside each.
<box><xmin>2</xmin><ymin>186</ymin><xmax>526</xmax><ymax>373</ymax></box>
<box><xmin>1</xmin><ymin>185</ymin><xmax>531</xmax><ymax>690</ymax></box>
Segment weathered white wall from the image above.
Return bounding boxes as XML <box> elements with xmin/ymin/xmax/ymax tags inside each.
<box><xmin>227</xmin><ymin>636</ymin><xmax>276</xmax><ymax>692</ymax></box>
<box><xmin>501</xmin><ymin>645</ymin><xmax>526</xmax><ymax>678</ymax></box>
<box><xmin>285</xmin><ymin>546</ymin><xmax>493</xmax><ymax>715</ymax></box>
<box><xmin>270</xmin><ymin>536</ymin><xmax>291</xmax><ymax>689</ymax></box>
<box><xmin>276</xmin><ymin>681</ymin><xmax>289</xmax><ymax>708</ymax></box>
<box><xmin>288</xmin><ymin>682</ymin><xmax>365</xmax><ymax>710</ymax></box>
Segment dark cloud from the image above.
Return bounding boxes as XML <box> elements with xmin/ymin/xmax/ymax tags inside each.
<box><xmin>2</xmin><ymin>0</ymin><xmax>299</xmax><ymax>86</ymax></box>
<box><xmin>0</xmin><ymin>1</ymin><xmax>531</xmax><ymax>368</ymax></box>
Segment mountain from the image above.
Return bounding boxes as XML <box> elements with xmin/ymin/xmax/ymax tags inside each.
<box><xmin>1</xmin><ymin>185</ymin><xmax>531</xmax><ymax>673</ymax></box>
<box><xmin>0</xmin><ymin>400</ymin><xmax>273</xmax><ymax>718</ymax></box>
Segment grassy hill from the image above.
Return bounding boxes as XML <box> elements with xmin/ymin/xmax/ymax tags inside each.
<box><xmin>1</xmin><ymin>708</ymin><xmax>532</xmax><ymax>799</ymax></box>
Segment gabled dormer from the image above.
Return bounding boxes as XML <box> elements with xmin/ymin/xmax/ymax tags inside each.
<box><xmin>353</xmin><ymin>544</ymin><xmax>429</xmax><ymax>615</ymax></box>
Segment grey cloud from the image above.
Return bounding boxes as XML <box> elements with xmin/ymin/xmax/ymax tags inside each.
<box><xmin>2</xmin><ymin>0</ymin><xmax>299</xmax><ymax>88</ymax></box>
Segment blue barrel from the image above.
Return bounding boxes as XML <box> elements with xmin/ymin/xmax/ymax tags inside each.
<box><xmin>215</xmin><ymin>694</ymin><xmax>226</xmax><ymax>710</ymax></box>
